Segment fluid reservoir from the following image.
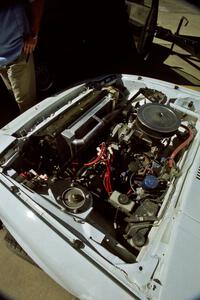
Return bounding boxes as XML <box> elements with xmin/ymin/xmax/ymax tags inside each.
<box><xmin>142</xmin><ymin>175</ymin><xmax>159</xmax><ymax>190</ymax></box>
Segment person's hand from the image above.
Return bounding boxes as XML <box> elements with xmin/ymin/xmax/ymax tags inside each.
<box><xmin>23</xmin><ymin>35</ymin><xmax>38</xmax><ymax>56</ymax></box>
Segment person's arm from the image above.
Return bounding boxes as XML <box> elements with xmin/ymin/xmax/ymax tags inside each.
<box><xmin>23</xmin><ymin>0</ymin><xmax>45</xmax><ymax>56</ymax></box>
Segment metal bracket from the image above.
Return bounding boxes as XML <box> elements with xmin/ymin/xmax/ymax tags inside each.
<box><xmin>170</xmin><ymin>16</ymin><xmax>189</xmax><ymax>51</ymax></box>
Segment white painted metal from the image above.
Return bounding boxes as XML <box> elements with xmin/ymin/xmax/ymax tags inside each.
<box><xmin>0</xmin><ymin>75</ymin><xmax>200</xmax><ymax>300</ymax></box>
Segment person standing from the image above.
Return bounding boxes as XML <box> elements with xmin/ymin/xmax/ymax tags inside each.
<box><xmin>0</xmin><ymin>0</ymin><xmax>45</xmax><ymax>113</ymax></box>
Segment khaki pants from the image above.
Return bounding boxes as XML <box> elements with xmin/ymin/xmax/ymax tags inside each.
<box><xmin>0</xmin><ymin>53</ymin><xmax>36</xmax><ymax>113</ymax></box>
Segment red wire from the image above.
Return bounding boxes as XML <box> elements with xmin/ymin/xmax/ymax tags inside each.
<box><xmin>168</xmin><ymin>125</ymin><xmax>194</xmax><ymax>168</ymax></box>
<box><xmin>84</xmin><ymin>143</ymin><xmax>105</xmax><ymax>166</ymax></box>
<box><xmin>103</xmin><ymin>160</ymin><xmax>112</xmax><ymax>195</ymax></box>
<box><xmin>84</xmin><ymin>142</ymin><xmax>113</xmax><ymax>195</ymax></box>
<box><xmin>127</xmin><ymin>188</ymin><xmax>132</xmax><ymax>195</ymax></box>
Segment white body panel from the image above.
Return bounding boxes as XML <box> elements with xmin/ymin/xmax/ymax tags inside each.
<box><xmin>0</xmin><ymin>75</ymin><xmax>200</xmax><ymax>300</ymax></box>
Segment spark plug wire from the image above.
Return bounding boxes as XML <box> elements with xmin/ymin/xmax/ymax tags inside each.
<box><xmin>84</xmin><ymin>143</ymin><xmax>105</xmax><ymax>166</ymax></box>
<box><xmin>84</xmin><ymin>143</ymin><xmax>113</xmax><ymax>195</ymax></box>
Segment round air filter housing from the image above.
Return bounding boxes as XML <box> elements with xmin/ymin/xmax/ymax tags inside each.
<box><xmin>136</xmin><ymin>103</ymin><xmax>180</xmax><ymax>139</ymax></box>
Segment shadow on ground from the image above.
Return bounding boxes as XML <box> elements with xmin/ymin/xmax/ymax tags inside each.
<box><xmin>1</xmin><ymin>41</ymin><xmax>200</xmax><ymax>129</ymax></box>
<box><xmin>187</xmin><ymin>0</ymin><xmax>200</xmax><ymax>8</ymax></box>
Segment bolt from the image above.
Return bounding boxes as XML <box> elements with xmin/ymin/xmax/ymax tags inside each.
<box><xmin>10</xmin><ymin>186</ymin><xmax>19</xmax><ymax>193</ymax></box>
<box><xmin>73</xmin><ymin>239</ymin><xmax>85</xmax><ymax>249</ymax></box>
<box><xmin>188</xmin><ymin>101</ymin><xmax>194</xmax><ymax>108</ymax></box>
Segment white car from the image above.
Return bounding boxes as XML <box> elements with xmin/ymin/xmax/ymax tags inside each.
<box><xmin>0</xmin><ymin>74</ymin><xmax>200</xmax><ymax>300</ymax></box>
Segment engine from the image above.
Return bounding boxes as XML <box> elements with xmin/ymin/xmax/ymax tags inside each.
<box><xmin>9</xmin><ymin>83</ymin><xmax>194</xmax><ymax>256</ymax></box>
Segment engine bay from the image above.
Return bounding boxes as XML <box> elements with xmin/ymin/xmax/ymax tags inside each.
<box><xmin>3</xmin><ymin>76</ymin><xmax>196</xmax><ymax>261</ymax></box>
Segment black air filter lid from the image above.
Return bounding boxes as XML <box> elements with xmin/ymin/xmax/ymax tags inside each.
<box><xmin>136</xmin><ymin>103</ymin><xmax>180</xmax><ymax>139</ymax></box>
